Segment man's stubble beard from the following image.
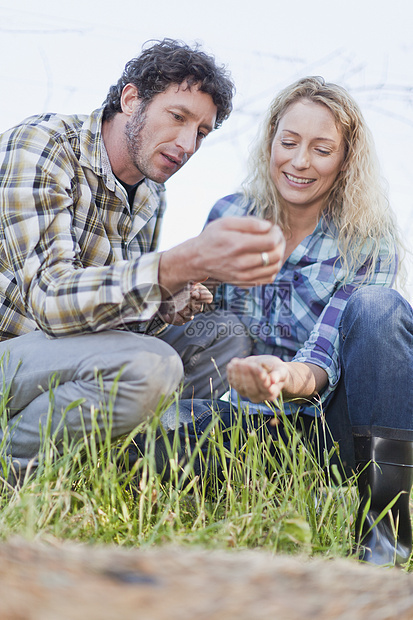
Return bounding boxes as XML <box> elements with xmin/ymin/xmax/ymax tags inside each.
<box><xmin>124</xmin><ymin>103</ymin><xmax>152</xmax><ymax>181</ymax></box>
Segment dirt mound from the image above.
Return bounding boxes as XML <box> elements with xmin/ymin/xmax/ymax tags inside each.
<box><xmin>0</xmin><ymin>538</ymin><xmax>412</xmax><ymax>619</ymax></box>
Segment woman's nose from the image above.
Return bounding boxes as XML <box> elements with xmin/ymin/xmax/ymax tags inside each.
<box><xmin>292</xmin><ymin>146</ymin><xmax>310</xmax><ymax>169</ymax></box>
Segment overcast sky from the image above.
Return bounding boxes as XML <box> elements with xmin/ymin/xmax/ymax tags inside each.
<box><xmin>1</xmin><ymin>0</ymin><xmax>412</xmax><ymax>297</ymax></box>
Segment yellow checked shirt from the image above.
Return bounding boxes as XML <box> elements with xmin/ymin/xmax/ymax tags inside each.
<box><xmin>0</xmin><ymin>108</ymin><xmax>166</xmax><ymax>340</ymax></box>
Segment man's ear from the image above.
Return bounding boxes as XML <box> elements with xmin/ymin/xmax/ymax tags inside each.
<box><xmin>120</xmin><ymin>83</ymin><xmax>140</xmax><ymax>116</ymax></box>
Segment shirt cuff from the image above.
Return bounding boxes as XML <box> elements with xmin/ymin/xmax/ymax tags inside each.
<box><xmin>124</xmin><ymin>252</ymin><xmax>163</xmax><ymax>321</ymax></box>
<box><xmin>291</xmin><ymin>351</ymin><xmax>340</xmax><ymax>405</ymax></box>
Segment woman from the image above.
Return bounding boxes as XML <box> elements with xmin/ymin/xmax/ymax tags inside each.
<box><xmin>131</xmin><ymin>77</ymin><xmax>413</xmax><ymax>567</ymax></box>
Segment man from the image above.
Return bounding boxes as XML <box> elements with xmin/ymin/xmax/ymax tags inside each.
<box><xmin>0</xmin><ymin>39</ymin><xmax>285</xmax><ymax>481</ymax></box>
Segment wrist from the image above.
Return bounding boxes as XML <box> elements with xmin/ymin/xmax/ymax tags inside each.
<box><xmin>159</xmin><ymin>239</ymin><xmax>208</xmax><ymax>297</ymax></box>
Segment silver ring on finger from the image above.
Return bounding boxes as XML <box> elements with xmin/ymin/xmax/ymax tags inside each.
<box><xmin>261</xmin><ymin>251</ymin><xmax>270</xmax><ymax>267</ymax></box>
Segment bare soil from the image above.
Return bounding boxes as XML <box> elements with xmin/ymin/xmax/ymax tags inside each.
<box><xmin>0</xmin><ymin>538</ymin><xmax>412</xmax><ymax>620</ymax></box>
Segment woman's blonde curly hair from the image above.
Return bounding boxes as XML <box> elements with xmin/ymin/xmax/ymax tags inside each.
<box><xmin>243</xmin><ymin>76</ymin><xmax>404</xmax><ymax>286</ymax></box>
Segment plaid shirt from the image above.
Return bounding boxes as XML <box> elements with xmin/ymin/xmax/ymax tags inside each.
<box><xmin>0</xmin><ymin>108</ymin><xmax>167</xmax><ymax>340</ymax></box>
<box><xmin>206</xmin><ymin>193</ymin><xmax>398</xmax><ymax>415</ymax></box>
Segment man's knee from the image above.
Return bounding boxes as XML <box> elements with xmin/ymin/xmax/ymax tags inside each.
<box><xmin>118</xmin><ymin>336</ymin><xmax>183</xmax><ymax>421</ymax></box>
<box><xmin>71</xmin><ymin>332</ymin><xmax>184</xmax><ymax>433</ymax></box>
<box><xmin>140</xmin><ymin>339</ymin><xmax>184</xmax><ymax>403</ymax></box>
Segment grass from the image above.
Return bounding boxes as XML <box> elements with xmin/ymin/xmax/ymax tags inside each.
<box><xmin>0</xmin><ymin>377</ymin><xmax>411</xmax><ymax>572</ymax></box>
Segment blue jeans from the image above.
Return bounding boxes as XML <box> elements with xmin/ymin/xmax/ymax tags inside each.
<box><xmin>338</xmin><ymin>286</ymin><xmax>413</xmax><ymax>435</ymax></box>
<box><xmin>131</xmin><ymin>287</ymin><xmax>413</xmax><ymax>478</ymax></box>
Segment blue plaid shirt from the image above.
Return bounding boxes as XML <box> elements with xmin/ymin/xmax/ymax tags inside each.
<box><xmin>206</xmin><ymin>193</ymin><xmax>398</xmax><ymax>416</ymax></box>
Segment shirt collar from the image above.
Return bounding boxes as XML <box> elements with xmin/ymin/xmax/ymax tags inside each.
<box><xmin>77</xmin><ymin>107</ymin><xmax>167</xmax><ymax>202</ymax></box>
<box><xmin>78</xmin><ymin>107</ymin><xmax>117</xmax><ymax>191</ymax></box>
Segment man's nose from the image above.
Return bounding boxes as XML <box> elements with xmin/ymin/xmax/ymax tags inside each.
<box><xmin>176</xmin><ymin>127</ymin><xmax>198</xmax><ymax>156</ymax></box>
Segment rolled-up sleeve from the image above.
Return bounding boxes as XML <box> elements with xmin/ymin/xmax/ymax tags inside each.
<box><xmin>292</xmin><ymin>254</ymin><xmax>398</xmax><ymax>404</ymax></box>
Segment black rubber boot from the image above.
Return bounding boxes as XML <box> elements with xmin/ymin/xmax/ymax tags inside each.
<box><xmin>353</xmin><ymin>433</ymin><xmax>413</xmax><ymax>567</ymax></box>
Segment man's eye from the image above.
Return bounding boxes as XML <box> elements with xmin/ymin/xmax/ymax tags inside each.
<box><xmin>172</xmin><ymin>113</ymin><xmax>183</xmax><ymax>121</ymax></box>
<box><xmin>198</xmin><ymin>131</ymin><xmax>207</xmax><ymax>140</ymax></box>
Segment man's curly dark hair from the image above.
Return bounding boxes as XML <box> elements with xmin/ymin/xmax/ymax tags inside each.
<box><xmin>102</xmin><ymin>38</ymin><xmax>235</xmax><ymax>128</ymax></box>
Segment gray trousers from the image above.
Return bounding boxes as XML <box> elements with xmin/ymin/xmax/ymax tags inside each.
<box><xmin>0</xmin><ymin>330</ymin><xmax>183</xmax><ymax>477</ymax></box>
<box><xmin>158</xmin><ymin>311</ymin><xmax>253</xmax><ymax>400</ymax></box>
<box><xmin>0</xmin><ymin>312</ymin><xmax>251</xmax><ymax>478</ymax></box>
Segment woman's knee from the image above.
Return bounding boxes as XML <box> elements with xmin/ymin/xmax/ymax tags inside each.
<box><xmin>342</xmin><ymin>286</ymin><xmax>411</xmax><ymax>334</ymax></box>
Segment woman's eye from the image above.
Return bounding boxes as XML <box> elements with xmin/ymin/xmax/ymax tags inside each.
<box><xmin>281</xmin><ymin>141</ymin><xmax>295</xmax><ymax>148</ymax></box>
<box><xmin>316</xmin><ymin>148</ymin><xmax>331</xmax><ymax>156</ymax></box>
